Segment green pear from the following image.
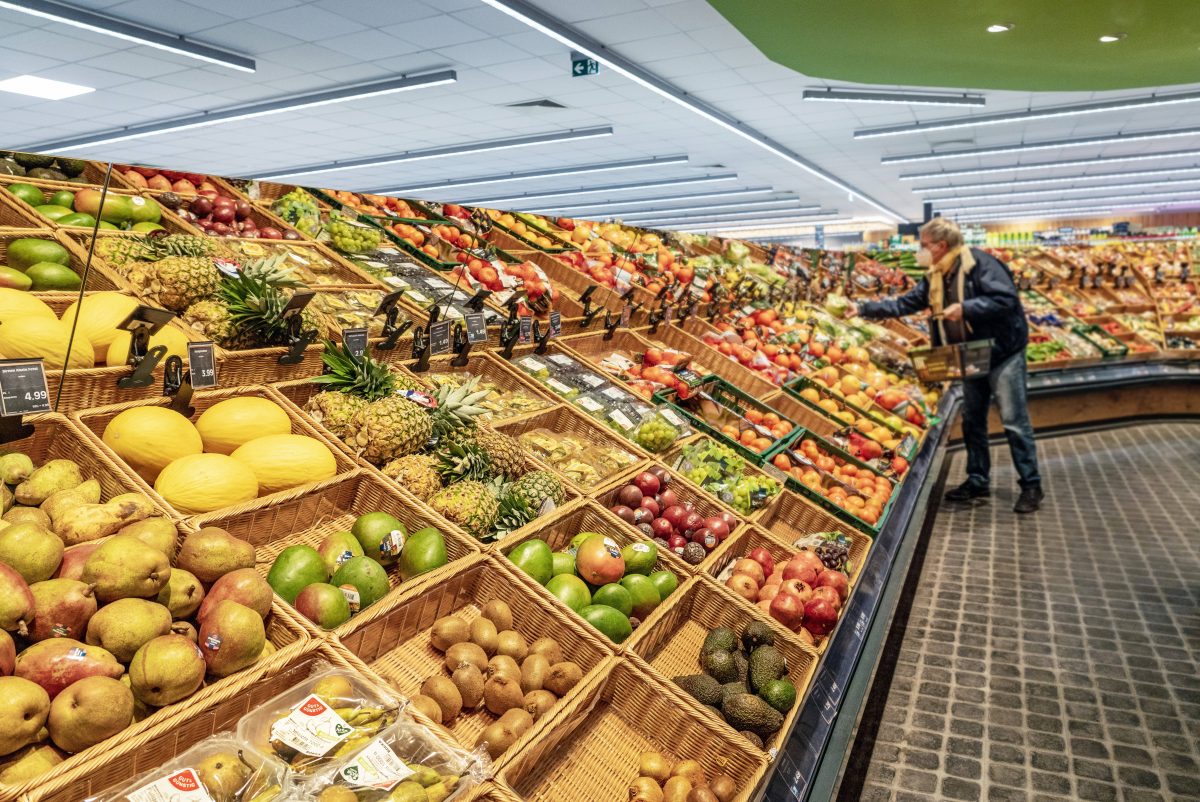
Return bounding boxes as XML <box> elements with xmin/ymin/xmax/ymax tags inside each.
<box><xmin>3</xmin><ymin>506</ymin><xmax>50</xmax><ymax>530</ymax></box>
<box><xmin>0</xmin><ymin>523</ymin><xmax>64</xmax><ymax>583</ymax></box>
<box><xmin>128</xmin><ymin>634</ymin><xmax>205</xmax><ymax>706</ymax></box>
<box><xmin>177</xmin><ymin>527</ymin><xmax>255</xmax><ymax>584</ymax></box>
<box><xmin>155</xmin><ymin>568</ymin><xmax>205</xmax><ymax>619</ymax></box>
<box><xmin>14</xmin><ymin>460</ymin><xmax>83</xmax><ymax>506</ymax></box>
<box><xmin>0</xmin><ymin>742</ymin><xmax>64</xmax><ymax>784</ymax></box>
<box><xmin>27</xmin><ymin>578</ymin><xmax>97</xmax><ymax>642</ymax></box>
<box><xmin>0</xmin><ymin>563</ymin><xmax>34</xmax><ymax>633</ymax></box>
<box><xmin>81</xmin><ymin>535</ymin><xmax>171</xmax><ymax>603</ymax></box>
<box><xmin>117</xmin><ymin>517</ymin><xmax>178</xmax><ymax>560</ymax></box>
<box><xmin>198</xmin><ymin>601</ymin><xmax>264</xmax><ymax>678</ymax></box>
<box><xmin>85</xmin><ymin>598</ymin><xmax>172</xmax><ymax>663</ymax></box>
<box><xmin>14</xmin><ymin>638</ymin><xmax>122</xmax><ymax>699</ymax></box>
<box><xmin>1</xmin><ymin>485</ymin><xmax>12</xmax><ymax>515</ymax></box>
<box><xmin>196</xmin><ymin>568</ymin><xmax>271</xmax><ymax>621</ymax></box>
<box><xmin>0</xmin><ymin>454</ymin><xmax>33</xmax><ymax>485</ymax></box>
<box><xmin>41</xmin><ymin>480</ymin><xmax>101</xmax><ymax>526</ymax></box>
<box><xmin>119</xmin><ymin>675</ymin><xmax>154</xmax><ymax>722</ymax></box>
<box><xmin>0</xmin><ymin>677</ymin><xmax>50</xmax><ymax>757</ymax></box>
<box><xmin>194</xmin><ymin>750</ymin><xmax>252</xmax><ymax>802</ymax></box>
<box><xmin>47</xmin><ymin>675</ymin><xmax>133</xmax><ymax>753</ymax></box>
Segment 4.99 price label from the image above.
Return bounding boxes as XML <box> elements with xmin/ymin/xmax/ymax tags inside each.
<box><xmin>0</xmin><ymin>359</ymin><xmax>51</xmax><ymax>416</ymax></box>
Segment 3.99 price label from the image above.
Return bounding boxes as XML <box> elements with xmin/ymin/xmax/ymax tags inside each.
<box><xmin>186</xmin><ymin>343</ymin><xmax>217</xmax><ymax>389</ymax></box>
<box><xmin>0</xmin><ymin>359</ymin><xmax>51</xmax><ymax>416</ymax></box>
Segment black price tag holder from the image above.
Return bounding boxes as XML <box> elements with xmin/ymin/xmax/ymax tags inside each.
<box><xmin>533</xmin><ymin>318</ymin><xmax>553</xmax><ymax>355</ymax></box>
<box><xmin>498</xmin><ymin>307</ymin><xmax>522</xmax><ymax>360</ymax></box>
<box><xmin>116</xmin><ymin>305</ymin><xmax>177</xmax><ymax>389</ymax></box>
<box><xmin>646</xmin><ymin>305</ymin><xmax>666</xmax><ymax>335</ymax></box>
<box><xmin>450</xmin><ymin>322</ymin><xmax>472</xmax><ymax>367</ymax></box>
<box><xmin>373</xmin><ymin>289</ymin><xmax>413</xmax><ymax>352</ymax></box>
<box><xmin>578</xmin><ymin>285</ymin><xmax>598</xmax><ymax>320</ymax></box>
<box><xmin>410</xmin><ymin>325</ymin><xmax>430</xmax><ymax>372</ymax></box>
<box><xmin>464</xmin><ymin>289</ymin><xmax>492</xmax><ymax>312</ymax></box>
<box><xmin>277</xmin><ymin>291</ymin><xmax>317</xmax><ymax>365</ymax></box>
<box><xmin>162</xmin><ymin>355</ymin><xmax>194</xmax><ymax>417</ymax></box>
<box><xmin>602</xmin><ymin>308</ymin><xmax>622</xmax><ymax>341</ymax></box>
<box><xmin>341</xmin><ymin>327</ymin><xmax>369</xmax><ymax>358</ymax></box>
<box><xmin>0</xmin><ymin>358</ymin><xmax>50</xmax><ymax>443</ymax></box>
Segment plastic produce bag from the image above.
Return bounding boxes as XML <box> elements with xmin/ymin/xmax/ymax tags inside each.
<box><xmin>237</xmin><ymin>666</ymin><xmax>402</xmax><ymax>776</ymax></box>
<box><xmin>302</xmin><ymin>716</ymin><xmax>487</xmax><ymax>802</ymax></box>
<box><xmin>633</xmin><ymin>408</ymin><xmax>683</xmax><ymax>453</ymax></box>
<box><xmin>88</xmin><ymin>734</ymin><xmax>285</xmax><ymax>802</ymax></box>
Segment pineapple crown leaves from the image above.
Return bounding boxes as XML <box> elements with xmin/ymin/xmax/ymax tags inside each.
<box><xmin>213</xmin><ymin>257</ymin><xmax>316</xmax><ymax>347</ymax></box>
<box><xmin>311</xmin><ymin>339</ymin><xmax>397</xmax><ymax>402</ymax></box>
<box><xmin>435</xmin><ymin>441</ymin><xmax>493</xmax><ymax>483</ymax></box>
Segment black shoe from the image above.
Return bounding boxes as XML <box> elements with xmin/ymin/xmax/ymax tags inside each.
<box><xmin>945</xmin><ymin>480</ymin><xmax>989</xmax><ymax>502</ymax></box>
<box><xmin>1013</xmin><ymin>485</ymin><xmax>1044</xmax><ymax>514</ymax></box>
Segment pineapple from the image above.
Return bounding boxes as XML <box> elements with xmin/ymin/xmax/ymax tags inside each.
<box><xmin>492</xmin><ymin>490</ymin><xmax>534</xmax><ymax>539</ymax></box>
<box><xmin>182</xmin><ymin>299</ymin><xmax>235</xmax><ymax>345</ymax></box>
<box><xmin>435</xmin><ymin>441</ymin><xmax>493</xmax><ymax>483</ymax></box>
<box><xmin>303</xmin><ymin>390</ymin><xmax>366</xmax><ymax>439</ymax></box>
<box><xmin>509</xmin><ymin>470</ymin><xmax>566</xmax><ymax>513</ymax></box>
<box><xmin>214</xmin><ymin>255</ymin><xmax>323</xmax><ymax>350</ymax></box>
<box><xmin>429</xmin><ymin>481</ymin><xmax>499</xmax><ymax>539</ymax></box>
<box><xmin>128</xmin><ymin>255</ymin><xmax>219</xmax><ymax>312</ymax></box>
<box><xmin>381</xmin><ymin>454</ymin><xmax>443</xmax><ymax>500</ymax></box>
<box><xmin>473</xmin><ymin>428</ymin><xmax>527</xmax><ymax>480</ymax></box>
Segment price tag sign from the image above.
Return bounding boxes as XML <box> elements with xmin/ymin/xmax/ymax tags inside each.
<box><xmin>429</xmin><ymin>320</ymin><xmax>452</xmax><ymax>355</ymax></box>
<box><xmin>341</xmin><ymin>327</ymin><xmax>369</xmax><ymax>358</ymax></box>
<box><xmin>548</xmin><ymin>311</ymin><xmax>561</xmax><ymax>338</ymax></box>
<box><xmin>620</xmin><ymin>304</ymin><xmax>632</xmax><ymax>328</ymax></box>
<box><xmin>186</xmin><ymin>342</ymin><xmax>217</xmax><ymax>389</ymax></box>
<box><xmin>465</xmin><ymin>312</ymin><xmax>488</xmax><ymax>344</ymax></box>
<box><xmin>518</xmin><ymin>315</ymin><xmax>533</xmax><ymax>343</ymax></box>
<box><xmin>762</xmin><ymin>461</ymin><xmax>789</xmax><ymax>486</ymax></box>
<box><xmin>0</xmin><ymin>359</ymin><xmax>51</xmax><ymax>416</ymax></box>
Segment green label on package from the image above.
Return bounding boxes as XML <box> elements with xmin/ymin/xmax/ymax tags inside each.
<box><xmin>338</xmin><ymin>737</ymin><xmax>415</xmax><ymax>791</ymax></box>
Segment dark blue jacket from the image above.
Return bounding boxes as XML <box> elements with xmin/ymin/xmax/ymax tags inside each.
<box><xmin>858</xmin><ymin>247</ymin><xmax>1027</xmax><ymax>367</ymax></box>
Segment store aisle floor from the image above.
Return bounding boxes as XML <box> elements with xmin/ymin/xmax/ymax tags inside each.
<box><xmin>856</xmin><ymin>423</ymin><xmax>1200</xmax><ymax>802</ymax></box>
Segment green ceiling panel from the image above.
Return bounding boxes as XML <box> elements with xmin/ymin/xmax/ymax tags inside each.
<box><xmin>708</xmin><ymin>0</ymin><xmax>1200</xmax><ymax>91</ymax></box>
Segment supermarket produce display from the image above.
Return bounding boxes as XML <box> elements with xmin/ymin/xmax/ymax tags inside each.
<box><xmin>1</xmin><ymin>151</ymin><xmax>1199</xmax><ymax>802</ymax></box>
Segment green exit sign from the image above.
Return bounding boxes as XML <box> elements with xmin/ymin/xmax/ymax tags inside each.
<box><xmin>572</xmin><ymin>56</ymin><xmax>598</xmax><ymax>76</ymax></box>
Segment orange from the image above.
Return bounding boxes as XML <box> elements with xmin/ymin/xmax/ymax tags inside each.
<box><xmin>773</xmin><ymin>454</ymin><xmax>792</xmax><ymax>470</ymax></box>
<box><xmin>754</xmin><ymin>437</ymin><xmax>772</xmax><ymax>452</ymax></box>
<box><xmin>745</xmin><ymin>408</ymin><xmax>764</xmax><ymax>424</ymax></box>
<box><xmin>763</xmin><ymin>412</ymin><xmax>781</xmax><ymax>427</ymax></box>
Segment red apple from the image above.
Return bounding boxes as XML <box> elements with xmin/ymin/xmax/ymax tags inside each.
<box><xmin>657</xmin><ymin>489</ymin><xmax>679</xmax><ymax>510</ymax></box>
<box><xmin>783</xmin><ymin>560</ymin><xmax>819</xmax><ymax>586</ymax></box>
<box><xmin>191</xmin><ymin>197</ymin><xmax>213</xmax><ymax>217</ymax></box>
<box><xmin>616</xmin><ymin>484</ymin><xmax>643</xmax><ymax>508</ymax></box>
<box><xmin>662</xmin><ymin>505</ymin><xmax>688</xmax><ymax>532</ymax></box>
<box><xmin>803</xmin><ymin>599</ymin><xmax>839</xmax><ymax>637</ymax></box>
<box><xmin>640</xmin><ymin>497</ymin><xmax>660</xmax><ymax>518</ymax></box>
<box><xmin>814</xmin><ymin>569</ymin><xmax>849</xmax><ymax>602</ymax></box>
<box><xmin>683</xmin><ymin>511</ymin><xmax>704</xmax><ymax>533</ymax></box>
<box><xmin>757</xmin><ymin>583</ymin><xmax>780</xmax><ymax>602</ymax></box>
<box><xmin>747</xmin><ymin>547</ymin><xmax>775</xmax><ymax>577</ymax></box>
<box><xmin>693</xmin><ymin>528</ymin><xmax>718</xmax><ymax>551</ymax></box>
<box><xmin>633</xmin><ymin>472</ymin><xmax>661</xmax><ymax>497</ymax></box>
<box><xmin>632</xmin><ymin>507</ymin><xmax>653</xmax><ymax>526</ymax></box>
<box><xmin>651</xmin><ymin>518</ymin><xmax>673</xmax><ymax>538</ymax></box>
<box><xmin>731</xmin><ymin>558</ymin><xmax>765</xmax><ymax>586</ymax></box>
<box><xmin>811</xmin><ymin>585</ymin><xmax>842</xmax><ymax>611</ymax></box>
<box><xmin>667</xmin><ymin>533</ymin><xmax>688</xmax><ymax>554</ymax></box>
<box><xmin>717</xmin><ymin>511</ymin><xmax>738</xmax><ymax>532</ymax></box>
<box><xmin>770</xmin><ymin>591</ymin><xmax>805</xmax><ymax>629</ymax></box>
<box><xmin>779</xmin><ymin>579</ymin><xmax>813</xmax><ymax>605</ymax></box>
<box><xmin>196</xmin><ymin>188</ymin><xmax>220</xmax><ymax>200</ymax></box>
<box><xmin>726</xmin><ymin>573</ymin><xmax>758</xmax><ymax>601</ymax></box>
<box><xmin>704</xmin><ymin>516</ymin><xmax>731</xmax><ymax>541</ymax></box>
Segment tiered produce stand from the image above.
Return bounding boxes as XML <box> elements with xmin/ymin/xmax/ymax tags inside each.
<box><xmin>1</xmin><ymin>155</ymin><xmax>1199</xmax><ymax>802</ymax></box>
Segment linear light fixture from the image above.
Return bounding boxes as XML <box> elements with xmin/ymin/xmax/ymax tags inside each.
<box><xmin>883</xmin><ymin>127</ymin><xmax>1200</xmax><ymax>164</ymax></box>
<box><xmin>0</xmin><ymin>0</ymin><xmax>256</xmax><ymax>72</ymax></box>
<box><xmin>927</xmin><ymin>177</ymin><xmax>1200</xmax><ymax>203</ymax></box>
<box><xmin>593</xmin><ymin>200</ymin><xmax>819</xmax><ymax>219</ymax></box>
<box><xmin>526</xmin><ymin>191</ymin><xmax>794</xmax><ymax>215</ymax></box>
<box><xmin>24</xmin><ymin>71</ymin><xmax>459</xmax><ymax>153</ymax></box>
<box><xmin>952</xmin><ymin>206</ymin><xmax>1168</xmax><ymax>223</ymax></box>
<box><xmin>897</xmin><ymin>148</ymin><xmax>1200</xmax><ymax>180</ymax></box>
<box><xmin>373</xmin><ymin>155</ymin><xmax>690</xmax><ymax>194</ymax></box>
<box><xmin>915</xmin><ymin>165</ymin><xmax>1200</xmax><ymax>193</ymax></box>
<box><xmin>803</xmin><ymin>88</ymin><xmax>985</xmax><ymax>107</ymax></box>
<box><xmin>464</xmin><ymin>177</ymin><xmax>747</xmax><ymax>207</ymax></box>
<box><xmin>934</xmin><ymin>190</ymin><xmax>1200</xmax><ymax>214</ymax></box>
<box><xmin>671</xmin><ymin>216</ymin><xmax>857</xmax><ymax>232</ymax></box>
<box><xmin>0</xmin><ymin>74</ymin><xmax>93</xmax><ymax>99</ymax></box>
<box><xmin>478</xmin><ymin>0</ymin><xmax>905</xmax><ymax>222</ymax></box>
<box><xmin>856</xmin><ymin>90</ymin><xmax>1200</xmax><ymax>139</ymax></box>
<box><xmin>626</xmin><ymin>210</ymin><xmax>842</xmax><ymax>227</ymax></box>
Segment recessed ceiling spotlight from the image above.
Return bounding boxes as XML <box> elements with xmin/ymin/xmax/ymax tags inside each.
<box><xmin>987</xmin><ymin>23</ymin><xmax>1013</xmax><ymax>33</ymax></box>
<box><xmin>1099</xmin><ymin>33</ymin><xmax>1126</xmax><ymax>43</ymax></box>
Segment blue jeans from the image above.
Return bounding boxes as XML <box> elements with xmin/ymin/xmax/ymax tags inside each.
<box><xmin>961</xmin><ymin>351</ymin><xmax>1041</xmax><ymax>489</ymax></box>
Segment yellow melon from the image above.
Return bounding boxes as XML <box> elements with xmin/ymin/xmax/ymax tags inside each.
<box><xmin>155</xmin><ymin>452</ymin><xmax>259</xmax><ymax>514</ymax></box>
<box><xmin>105</xmin><ymin>324</ymin><xmax>190</xmax><ymax>366</ymax></box>
<box><xmin>61</xmin><ymin>292</ymin><xmax>139</xmax><ymax>362</ymax></box>
<box><xmin>0</xmin><ymin>316</ymin><xmax>94</xmax><ymax>370</ymax></box>
<box><xmin>230</xmin><ymin>434</ymin><xmax>337</xmax><ymax>495</ymax></box>
<box><xmin>102</xmin><ymin>406</ymin><xmax>203</xmax><ymax>483</ymax></box>
<box><xmin>195</xmin><ymin>397</ymin><xmax>292</xmax><ymax>455</ymax></box>
<box><xmin>0</xmin><ymin>289</ymin><xmax>56</xmax><ymax>321</ymax></box>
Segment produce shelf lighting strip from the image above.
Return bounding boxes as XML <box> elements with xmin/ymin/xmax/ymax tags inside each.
<box><xmin>460</xmin><ymin>174</ymin><xmax>740</xmax><ymax>206</ymax></box>
<box><xmin>915</xmin><ymin>165</ymin><xmax>1200</xmax><ymax>194</ymax></box>
<box><xmin>897</xmin><ymin>149</ymin><xmax>1200</xmax><ymax>180</ymax></box>
<box><xmin>527</xmin><ymin>192</ymin><xmax>806</xmax><ymax>216</ymax></box>
<box><xmin>924</xmin><ymin>177</ymin><xmax>1200</xmax><ymax>203</ymax></box>
<box><xmin>882</xmin><ymin>126</ymin><xmax>1200</xmax><ymax>164</ymax></box>
<box><xmin>934</xmin><ymin>188</ymin><xmax>1200</xmax><ymax>214</ymax></box>
<box><xmin>376</xmin><ymin>155</ymin><xmax>691</xmax><ymax>194</ymax></box>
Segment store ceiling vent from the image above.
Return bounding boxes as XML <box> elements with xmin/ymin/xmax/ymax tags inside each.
<box><xmin>507</xmin><ymin>98</ymin><xmax>567</xmax><ymax>108</ymax></box>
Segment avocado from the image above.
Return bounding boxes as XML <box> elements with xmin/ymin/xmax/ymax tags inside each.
<box><xmin>701</xmin><ymin>649</ymin><xmax>738</xmax><ymax>683</ymax></box>
<box><xmin>56</xmin><ymin>158</ymin><xmax>86</xmax><ymax>177</ymax></box>
<box><xmin>741</xmin><ymin>621</ymin><xmax>774</xmax><ymax>652</ymax></box>
<box><xmin>702</xmin><ymin>626</ymin><xmax>737</xmax><ymax>656</ymax></box>
<box><xmin>0</xmin><ymin>158</ymin><xmax>25</xmax><ymax>177</ymax></box>
<box><xmin>722</xmin><ymin>693</ymin><xmax>784</xmax><ymax>737</ymax></box>
<box><xmin>12</xmin><ymin>152</ymin><xmax>54</xmax><ymax>169</ymax></box>
<box><xmin>673</xmin><ymin>673</ymin><xmax>722</xmax><ymax>707</ymax></box>
<box><xmin>397</xmin><ymin>526</ymin><xmax>447</xmax><ymax>580</ymax></box>
<box><xmin>747</xmin><ymin>645</ymin><xmax>786</xmax><ymax>693</ymax></box>
<box><xmin>740</xmin><ymin>731</ymin><xmax>764</xmax><ymax>749</ymax></box>
<box><xmin>721</xmin><ymin>681</ymin><xmax>749</xmax><ymax>707</ymax></box>
<box><xmin>25</xmin><ymin>262</ymin><xmax>81</xmax><ymax>291</ymax></box>
<box><xmin>758</xmin><ymin>678</ymin><xmax>797</xmax><ymax>714</ymax></box>
<box><xmin>733</xmin><ymin>651</ymin><xmax>749</xmax><ymax>683</ymax></box>
<box><xmin>26</xmin><ymin>168</ymin><xmax>67</xmax><ymax>181</ymax></box>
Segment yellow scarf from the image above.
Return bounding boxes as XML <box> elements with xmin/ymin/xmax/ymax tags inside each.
<box><xmin>928</xmin><ymin>246</ymin><xmax>975</xmax><ymax>342</ymax></box>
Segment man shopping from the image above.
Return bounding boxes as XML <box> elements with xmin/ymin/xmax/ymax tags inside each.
<box><xmin>848</xmin><ymin>218</ymin><xmax>1043</xmax><ymax>513</ymax></box>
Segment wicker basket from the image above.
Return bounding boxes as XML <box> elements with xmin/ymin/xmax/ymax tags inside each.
<box><xmin>0</xmin><ymin>228</ymin><xmax>120</xmax><ymax>291</ymax></box>
<box><xmin>71</xmin><ymin>385</ymin><xmax>358</xmax><ymax>519</ymax></box>
<box><xmin>637</xmin><ymin>322</ymin><xmax>779</xmax><ymax>398</ymax></box>
<box><xmin>500</xmin><ymin>657</ymin><xmax>768</xmax><ymax>802</ymax></box>
<box><xmin>187</xmin><ymin>469</ymin><xmax>479</xmax><ymax>637</ymax></box>
<box><xmin>0</xmin><ymin>194</ymin><xmax>42</xmax><ymax>227</ymax></box>
<box><xmin>464</xmin><ymin>782</ymin><xmax>526</xmax><ymax>802</ymax></box>
<box><xmin>335</xmin><ymin>553</ymin><xmax>613</xmax><ymax>767</ymax></box>
<box><xmin>16</xmin><ymin>640</ymin><xmax>369</xmax><ymax>802</ymax></box>
<box><xmin>753</xmin><ymin>488</ymin><xmax>867</xmax><ymax>541</ymax></box>
<box><xmin>1</xmin><ymin>181</ymin><xmax>197</xmax><ymax>234</ymax></box>
<box><xmin>625</xmin><ymin>576</ymin><xmax>818</xmax><ymax>755</ymax></box>
<box><xmin>706</xmin><ymin>522</ymin><xmax>869</xmax><ymax>589</ymax></box>
<box><xmin>492</xmin><ymin>405</ymin><xmax>648</xmax><ymax>494</ymax></box>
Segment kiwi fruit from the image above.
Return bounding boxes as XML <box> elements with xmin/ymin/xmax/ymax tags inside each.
<box><xmin>420</xmin><ymin>675</ymin><xmax>462</xmax><ymax>723</ymax></box>
<box><xmin>497</xmin><ymin>707</ymin><xmax>534</xmax><ymax>737</ymax></box>
<box><xmin>478</xmin><ymin>722</ymin><xmax>517</xmax><ymax>759</ymax></box>
<box><xmin>480</xmin><ymin>599</ymin><xmax>513</xmax><ymax>631</ymax></box>
<box><xmin>527</xmin><ymin>637</ymin><xmax>562</xmax><ymax>665</ymax></box>
<box><xmin>523</xmin><ymin>689</ymin><xmax>556</xmax><ymax>720</ymax></box>
<box><xmin>640</xmin><ymin>752</ymin><xmax>673</xmax><ymax>783</ymax></box>
<box><xmin>495</xmin><ymin>630</ymin><xmax>528</xmax><ymax>661</ymax></box>
<box><xmin>630</xmin><ymin>777</ymin><xmax>664</xmax><ymax>802</ymax></box>
<box><xmin>431</xmin><ymin>616</ymin><xmax>469</xmax><ymax>652</ymax></box>
<box><xmin>483</xmin><ymin>673</ymin><xmax>524</xmax><ymax>714</ymax></box>
<box><xmin>672</xmin><ymin>760</ymin><xmax>706</xmax><ymax>788</ymax></box>
<box><xmin>445</xmin><ymin>641</ymin><xmax>488</xmax><ymax>672</ymax></box>
<box><xmin>687</xmin><ymin>789</ymin><xmax>719</xmax><ymax>802</ymax></box>
<box><xmin>451</xmin><ymin>663</ymin><xmax>485</xmax><ymax>710</ymax></box>
<box><xmin>520</xmin><ymin>653</ymin><xmax>549</xmax><ymax>694</ymax></box>
<box><xmin>709</xmin><ymin>775</ymin><xmax>736</xmax><ymax>802</ymax></box>
<box><xmin>663</xmin><ymin>776</ymin><xmax>692</xmax><ymax>802</ymax></box>
<box><xmin>409</xmin><ymin>694</ymin><xmax>444</xmax><ymax>724</ymax></box>
<box><xmin>544</xmin><ymin>661</ymin><xmax>583</xmax><ymax>696</ymax></box>
<box><xmin>488</xmin><ymin>654</ymin><xmax>521</xmax><ymax>681</ymax></box>
<box><xmin>469</xmin><ymin>616</ymin><xmax>499</xmax><ymax>656</ymax></box>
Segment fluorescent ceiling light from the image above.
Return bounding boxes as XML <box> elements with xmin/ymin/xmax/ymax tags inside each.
<box><xmin>478</xmin><ymin>0</ymin><xmax>905</xmax><ymax>222</ymax></box>
<box><xmin>373</xmin><ymin>155</ymin><xmax>690</xmax><ymax>194</ymax></box>
<box><xmin>952</xmin><ymin>206</ymin><xmax>1173</xmax><ymax>223</ymax></box>
<box><xmin>627</xmin><ymin>209</ymin><xmax>841</xmax><ymax>226</ymax></box>
<box><xmin>674</xmin><ymin>216</ymin><xmax>858</xmax><ymax>233</ymax></box>
<box><xmin>0</xmin><ymin>73</ymin><xmax>92</xmax><ymax>100</ymax></box>
<box><xmin>927</xmin><ymin>177</ymin><xmax>1200</xmax><ymax>202</ymax></box>
<box><xmin>24</xmin><ymin>71</ymin><xmax>458</xmax><ymax>153</ymax></box>
<box><xmin>915</xmin><ymin>165</ymin><xmax>1200</xmax><ymax>193</ymax></box>
<box><xmin>0</xmin><ymin>0</ymin><xmax>256</xmax><ymax>72</ymax></box>
<box><xmin>603</xmin><ymin>200</ymin><xmax>818</xmax><ymax>219</ymax></box>
<box><xmin>460</xmin><ymin>174</ymin><xmax>734</xmax><ymax>205</ymax></box>
<box><xmin>527</xmin><ymin>190</ymin><xmax>789</xmax><ymax>215</ymax></box>
<box><xmin>883</xmin><ymin>127</ymin><xmax>1200</xmax><ymax>164</ymax></box>
<box><xmin>897</xmin><ymin>148</ymin><xmax>1200</xmax><ymax>179</ymax></box>
<box><xmin>803</xmin><ymin>88</ymin><xmax>985</xmax><ymax>107</ymax></box>
<box><xmin>987</xmin><ymin>23</ymin><xmax>1014</xmax><ymax>32</ymax></box>
<box><xmin>935</xmin><ymin>190</ymin><xmax>1200</xmax><ymax>213</ymax></box>
<box><xmin>250</xmin><ymin>126</ymin><xmax>610</xmax><ymax>181</ymax></box>
<box><xmin>1099</xmin><ymin>33</ymin><xmax>1126</xmax><ymax>43</ymax></box>
<box><xmin>856</xmin><ymin>89</ymin><xmax>1200</xmax><ymax>139</ymax></box>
